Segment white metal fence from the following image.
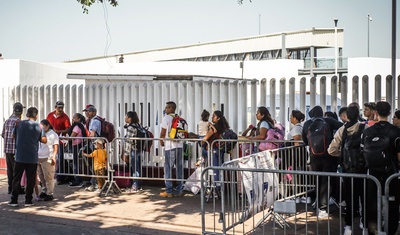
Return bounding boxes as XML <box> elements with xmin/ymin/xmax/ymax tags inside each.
<box><xmin>1</xmin><ymin>74</ymin><xmax>398</xmax><ymax>156</ymax></box>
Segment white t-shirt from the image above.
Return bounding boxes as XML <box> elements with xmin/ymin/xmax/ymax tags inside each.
<box><xmin>38</xmin><ymin>129</ymin><xmax>59</xmax><ymax>159</ymax></box>
<box><xmin>287</xmin><ymin>123</ymin><xmax>302</xmax><ymax>140</ymax></box>
<box><xmin>161</xmin><ymin>114</ymin><xmax>184</xmax><ymax>150</ymax></box>
<box><xmin>198</xmin><ymin>121</ymin><xmax>209</xmax><ymax>136</ymax></box>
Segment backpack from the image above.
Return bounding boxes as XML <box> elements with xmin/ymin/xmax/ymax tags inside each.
<box><xmin>94</xmin><ymin>116</ymin><xmax>116</xmax><ymax>143</ymax></box>
<box><xmin>307</xmin><ymin>118</ymin><xmax>332</xmax><ymax>156</ymax></box>
<box><xmin>341</xmin><ymin>124</ymin><xmax>366</xmax><ymax>173</ymax></box>
<box><xmin>129</xmin><ymin>124</ymin><xmax>153</xmax><ymax>152</ymax></box>
<box><xmin>259</xmin><ymin>123</ymin><xmax>285</xmax><ymax>151</ymax></box>
<box><xmin>168</xmin><ymin>114</ymin><xmax>188</xmax><ymax>139</ymax></box>
<box><xmin>362</xmin><ymin>124</ymin><xmax>394</xmax><ymax>171</ymax></box>
<box><xmin>218</xmin><ymin>129</ymin><xmax>238</xmax><ymax>153</ymax></box>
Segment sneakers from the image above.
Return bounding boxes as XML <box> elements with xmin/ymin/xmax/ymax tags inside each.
<box><xmin>344</xmin><ymin>225</ymin><xmax>352</xmax><ymax>235</ymax></box>
<box><xmin>44</xmin><ymin>195</ymin><xmax>54</xmax><ymax>201</ymax></box>
<box><xmin>130</xmin><ymin>186</ymin><xmax>141</xmax><ymax>193</ymax></box>
<box><xmin>176</xmin><ymin>192</ymin><xmax>184</xmax><ymax>197</ymax></box>
<box><xmin>24</xmin><ymin>201</ymin><xmax>34</xmax><ymax>207</ymax></box>
<box><xmin>69</xmin><ymin>181</ymin><xmax>84</xmax><ymax>188</ymax></box>
<box><xmin>85</xmin><ymin>185</ymin><xmax>96</xmax><ymax>192</ymax></box>
<box><xmin>317</xmin><ymin>209</ymin><xmax>329</xmax><ymax>219</ymax></box>
<box><xmin>300</xmin><ymin>196</ymin><xmax>312</xmax><ymax>204</ymax></box>
<box><xmin>94</xmin><ymin>189</ymin><xmax>102</xmax><ymax>194</ymax></box>
<box><xmin>8</xmin><ymin>200</ymin><xmax>18</xmax><ymax>207</ymax></box>
<box><xmin>35</xmin><ymin>196</ymin><xmax>42</xmax><ymax>202</ymax></box>
<box><xmin>39</xmin><ymin>192</ymin><xmax>47</xmax><ymax>199</ymax></box>
<box><xmin>159</xmin><ymin>191</ymin><xmax>173</xmax><ymax>198</ymax></box>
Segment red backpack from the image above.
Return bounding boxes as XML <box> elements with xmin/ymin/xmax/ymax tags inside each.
<box><xmin>168</xmin><ymin>114</ymin><xmax>188</xmax><ymax>139</ymax></box>
<box><xmin>94</xmin><ymin>116</ymin><xmax>116</xmax><ymax>143</ymax></box>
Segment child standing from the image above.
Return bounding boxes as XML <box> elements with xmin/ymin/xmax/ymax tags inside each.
<box><xmin>196</xmin><ymin>109</ymin><xmax>210</xmax><ymax>166</ymax></box>
<box><xmin>82</xmin><ymin>139</ymin><xmax>107</xmax><ymax>193</ymax></box>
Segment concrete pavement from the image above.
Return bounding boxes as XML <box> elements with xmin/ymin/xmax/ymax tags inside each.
<box><xmin>0</xmin><ymin>175</ymin><xmax>204</xmax><ymax>235</ymax></box>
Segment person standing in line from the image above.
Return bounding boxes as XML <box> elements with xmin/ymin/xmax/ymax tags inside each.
<box><xmin>328</xmin><ymin>106</ymin><xmax>367</xmax><ymax>234</ymax></box>
<box><xmin>159</xmin><ymin>101</ymin><xmax>185</xmax><ymax>198</ymax></box>
<box><xmin>392</xmin><ymin>110</ymin><xmax>400</xmax><ymax>127</ymax></box>
<box><xmin>338</xmin><ymin>107</ymin><xmax>349</xmax><ymax>123</ymax></box>
<box><xmin>46</xmin><ymin>101</ymin><xmax>71</xmax><ymax>185</ymax></box>
<box><xmin>202</xmin><ymin>110</ymin><xmax>231</xmax><ymax>196</ymax></box>
<box><xmin>246</xmin><ymin>106</ymin><xmax>274</xmax><ymax>150</ymax></box>
<box><xmin>82</xmin><ymin>138</ymin><xmax>107</xmax><ymax>194</ymax></box>
<box><xmin>361</xmin><ymin>101</ymin><xmax>400</xmax><ymax>235</ymax></box>
<box><xmin>83</xmin><ymin>105</ymin><xmax>102</xmax><ymax>191</ymax></box>
<box><xmin>37</xmin><ymin>119</ymin><xmax>59</xmax><ymax>201</ymax></box>
<box><xmin>2</xmin><ymin>102</ymin><xmax>25</xmax><ymax>194</ymax></box>
<box><xmin>8</xmin><ymin>107</ymin><xmax>47</xmax><ymax>207</ymax></box>
<box><xmin>68</xmin><ymin>113</ymin><xmax>89</xmax><ymax>187</ymax></box>
<box><xmin>123</xmin><ymin>111</ymin><xmax>144</xmax><ymax>193</ymax></box>
<box><xmin>287</xmin><ymin>110</ymin><xmax>305</xmax><ymax>146</ymax></box>
<box><xmin>196</xmin><ymin>109</ymin><xmax>210</xmax><ymax>166</ymax></box>
<box><xmin>363</xmin><ymin>102</ymin><xmax>378</xmax><ymax>126</ymax></box>
<box><xmin>301</xmin><ymin>105</ymin><xmax>343</xmax><ymax>219</ymax></box>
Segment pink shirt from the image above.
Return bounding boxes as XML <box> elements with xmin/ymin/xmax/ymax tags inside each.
<box><xmin>72</xmin><ymin>125</ymin><xmax>83</xmax><ymax>145</ymax></box>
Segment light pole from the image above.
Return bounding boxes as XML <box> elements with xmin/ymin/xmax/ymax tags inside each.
<box><xmin>367</xmin><ymin>13</ymin><xmax>372</xmax><ymax>57</ymax></box>
<box><xmin>334</xmin><ymin>18</ymin><xmax>338</xmax><ymax>77</ymax></box>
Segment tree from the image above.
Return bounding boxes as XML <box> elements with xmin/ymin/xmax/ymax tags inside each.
<box><xmin>77</xmin><ymin>0</ymin><xmax>118</xmax><ymax>14</ymax></box>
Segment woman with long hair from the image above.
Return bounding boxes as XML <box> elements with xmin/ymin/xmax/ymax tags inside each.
<box><xmin>123</xmin><ymin>111</ymin><xmax>143</xmax><ymax>193</ymax></box>
<box><xmin>68</xmin><ymin>113</ymin><xmax>89</xmax><ymax>187</ymax></box>
<box><xmin>246</xmin><ymin>106</ymin><xmax>275</xmax><ymax>152</ymax></box>
<box><xmin>202</xmin><ymin>110</ymin><xmax>230</xmax><ymax>196</ymax></box>
<box><xmin>37</xmin><ymin>119</ymin><xmax>59</xmax><ymax>201</ymax></box>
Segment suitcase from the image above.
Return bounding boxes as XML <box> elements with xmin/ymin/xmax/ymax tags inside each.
<box><xmin>113</xmin><ymin>164</ymin><xmax>131</xmax><ymax>188</ymax></box>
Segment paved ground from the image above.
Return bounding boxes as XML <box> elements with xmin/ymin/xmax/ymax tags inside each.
<box><xmin>0</xmin><ymin>175</ymin><xmax>205</xmax><ymax>235</ymax></box>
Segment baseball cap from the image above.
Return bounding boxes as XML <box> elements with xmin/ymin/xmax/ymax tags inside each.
<box><xmin>82</xmin><ymin>104</ymin><xmax>94</xmax><ymax>112</ymax></box>
<box><xmin>13</xmin><ymin>102</ymin><xmax>25</xmax><ymax>113</ymax></box>
<box><xmin>56</xmin><ymin>101</ymin><xmax>65</xmax><ymax>107</ymax></box>
<box><xmin>87</xmin><ymin>106</ymin><xmax>97</xmax><ymax>112</ymax></box>
<box><xmin>93</xmin><ymin>138</ymin><xmax>104</xmax><ymax>145</ymax></box>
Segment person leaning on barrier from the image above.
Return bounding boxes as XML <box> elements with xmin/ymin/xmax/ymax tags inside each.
<box><xmin>46</xmin><ymin>101</ymin><xmax>72</xmax><ymax>185</ymax></box>
<box><xmin>123</xmin><ymin>111</ymin><xmax>144</xmax><ymax>193</ymax></box>
<box><xmin>68</xmin><ymin>113</ymin><xmax>89</xmax><ymax>188</ymax></box>
<box><xmin>327</xmin><ymin>106</ymin><xmax>367</xmax><ymax>234</ymax></box>
<box><xmin>246</xmin><ymin>106</ymin><xmax>274</xmax><ymax>151</ymax></box>
<box><xmin>2</xmin><ymin>102</ymin><xmax>25</xmax><ymax>194</ymax></box>
<box><xmin>361</xmin><ymin>101</ymin><xmax>400</xmax><ymax>235</ymax></box>
<box><xmin>82</xmin><ymin>138</ymin><xmax>107</xmax><ymax>194</ymax></box>
<box><xmin>202</xmin><ymin>110</ymin><xmax>231</xmax><ymax>196</ymax></box>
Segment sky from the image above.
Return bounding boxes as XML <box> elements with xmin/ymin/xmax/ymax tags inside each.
<box><xmin>0</xmin><ymin>0</ymin><xmax>399</xmax><ymax>62</ymax></box>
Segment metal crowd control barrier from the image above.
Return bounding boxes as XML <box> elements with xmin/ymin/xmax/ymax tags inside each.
<box><xmin>58</xmin><ymin>136</ymin><xmax>110</xmax><ymax>196</ymax></box>
<box><xmin>383</xmin><ymin>172</ymin><xmax>400</xmax><ymax>235</ymax></box>
<box><xmin>108</xmin><ymin>137</ymin><xmax>211</xmax><ymax>193</ymax></box>
<box><xmin>201</xmin><ymin>158</ymin><xmax>384</xmax><ymax>234</ymax></box>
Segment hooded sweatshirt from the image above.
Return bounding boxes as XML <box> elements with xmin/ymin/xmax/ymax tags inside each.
<box><xmin>301</xmin><ymin>106</ymin><xmax>343</xmax><ymax>150</ymax></box>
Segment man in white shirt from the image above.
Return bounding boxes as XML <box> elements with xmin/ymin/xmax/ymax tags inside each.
<box><xmin>159</xmin><ymin>101</ymin><xmax>184</xmax><ymax>198</ymax></box>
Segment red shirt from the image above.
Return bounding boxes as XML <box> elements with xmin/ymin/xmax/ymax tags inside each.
<box><xmin>46</xmin><ymin>111</ymin><xmax>71</xmax><ymax>136</ymax></box>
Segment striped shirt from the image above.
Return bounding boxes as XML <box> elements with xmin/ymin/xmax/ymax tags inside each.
<box><xmin>1</xmin><ymin>114</ymin><xmax>20</xmax><ymax>154</ymax></box>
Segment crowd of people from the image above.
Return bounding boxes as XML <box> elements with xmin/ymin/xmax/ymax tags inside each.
<box><xmin>2</xmin><ymin>99</ymin><xmax>400</xmax><ymax>235</ymax></box>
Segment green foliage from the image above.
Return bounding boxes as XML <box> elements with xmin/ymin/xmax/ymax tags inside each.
<box><xmin>77</xmin><ymin>0</ymin><xmax>118</xmax><ymax>14</ymax></box>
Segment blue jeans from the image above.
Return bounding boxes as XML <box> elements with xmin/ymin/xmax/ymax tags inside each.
<box><xmin>130</xmin><ymin>150</ymin><xmax>142</xmax><ymax>189</ymax></box>
<box><xmin>164</xmin><ymin>148</ymin><xmax>183</xmax><ymax>194</ymax></box>
<box><xmin>212</xmin><ymin>148</ymin><xmax>225</xmax><ymax>188</ymax></box>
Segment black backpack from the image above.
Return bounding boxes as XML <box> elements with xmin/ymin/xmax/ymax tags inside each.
<box><xmin>341</xmin><ymin>124</ymin><xmax>366</xmax><ymax>173</ymax></box>
<box><xmin>218</xmin><ymin>129</ymin><xmax>238</xmax><ymax>154</ymax></box>
<box><xmin>362</xmin><ymin>124</ymin><xmax>394</xmax><ymax>171</ymax></box>
<box><xmin>129</xmin><ymin>124</ymin><xmax>152</xmax><ymax>152</ymax></box>
<box><xmin>307</xmin><ymin>118</ymin><xmax>332</xmax><ymax>156</ymax></box>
